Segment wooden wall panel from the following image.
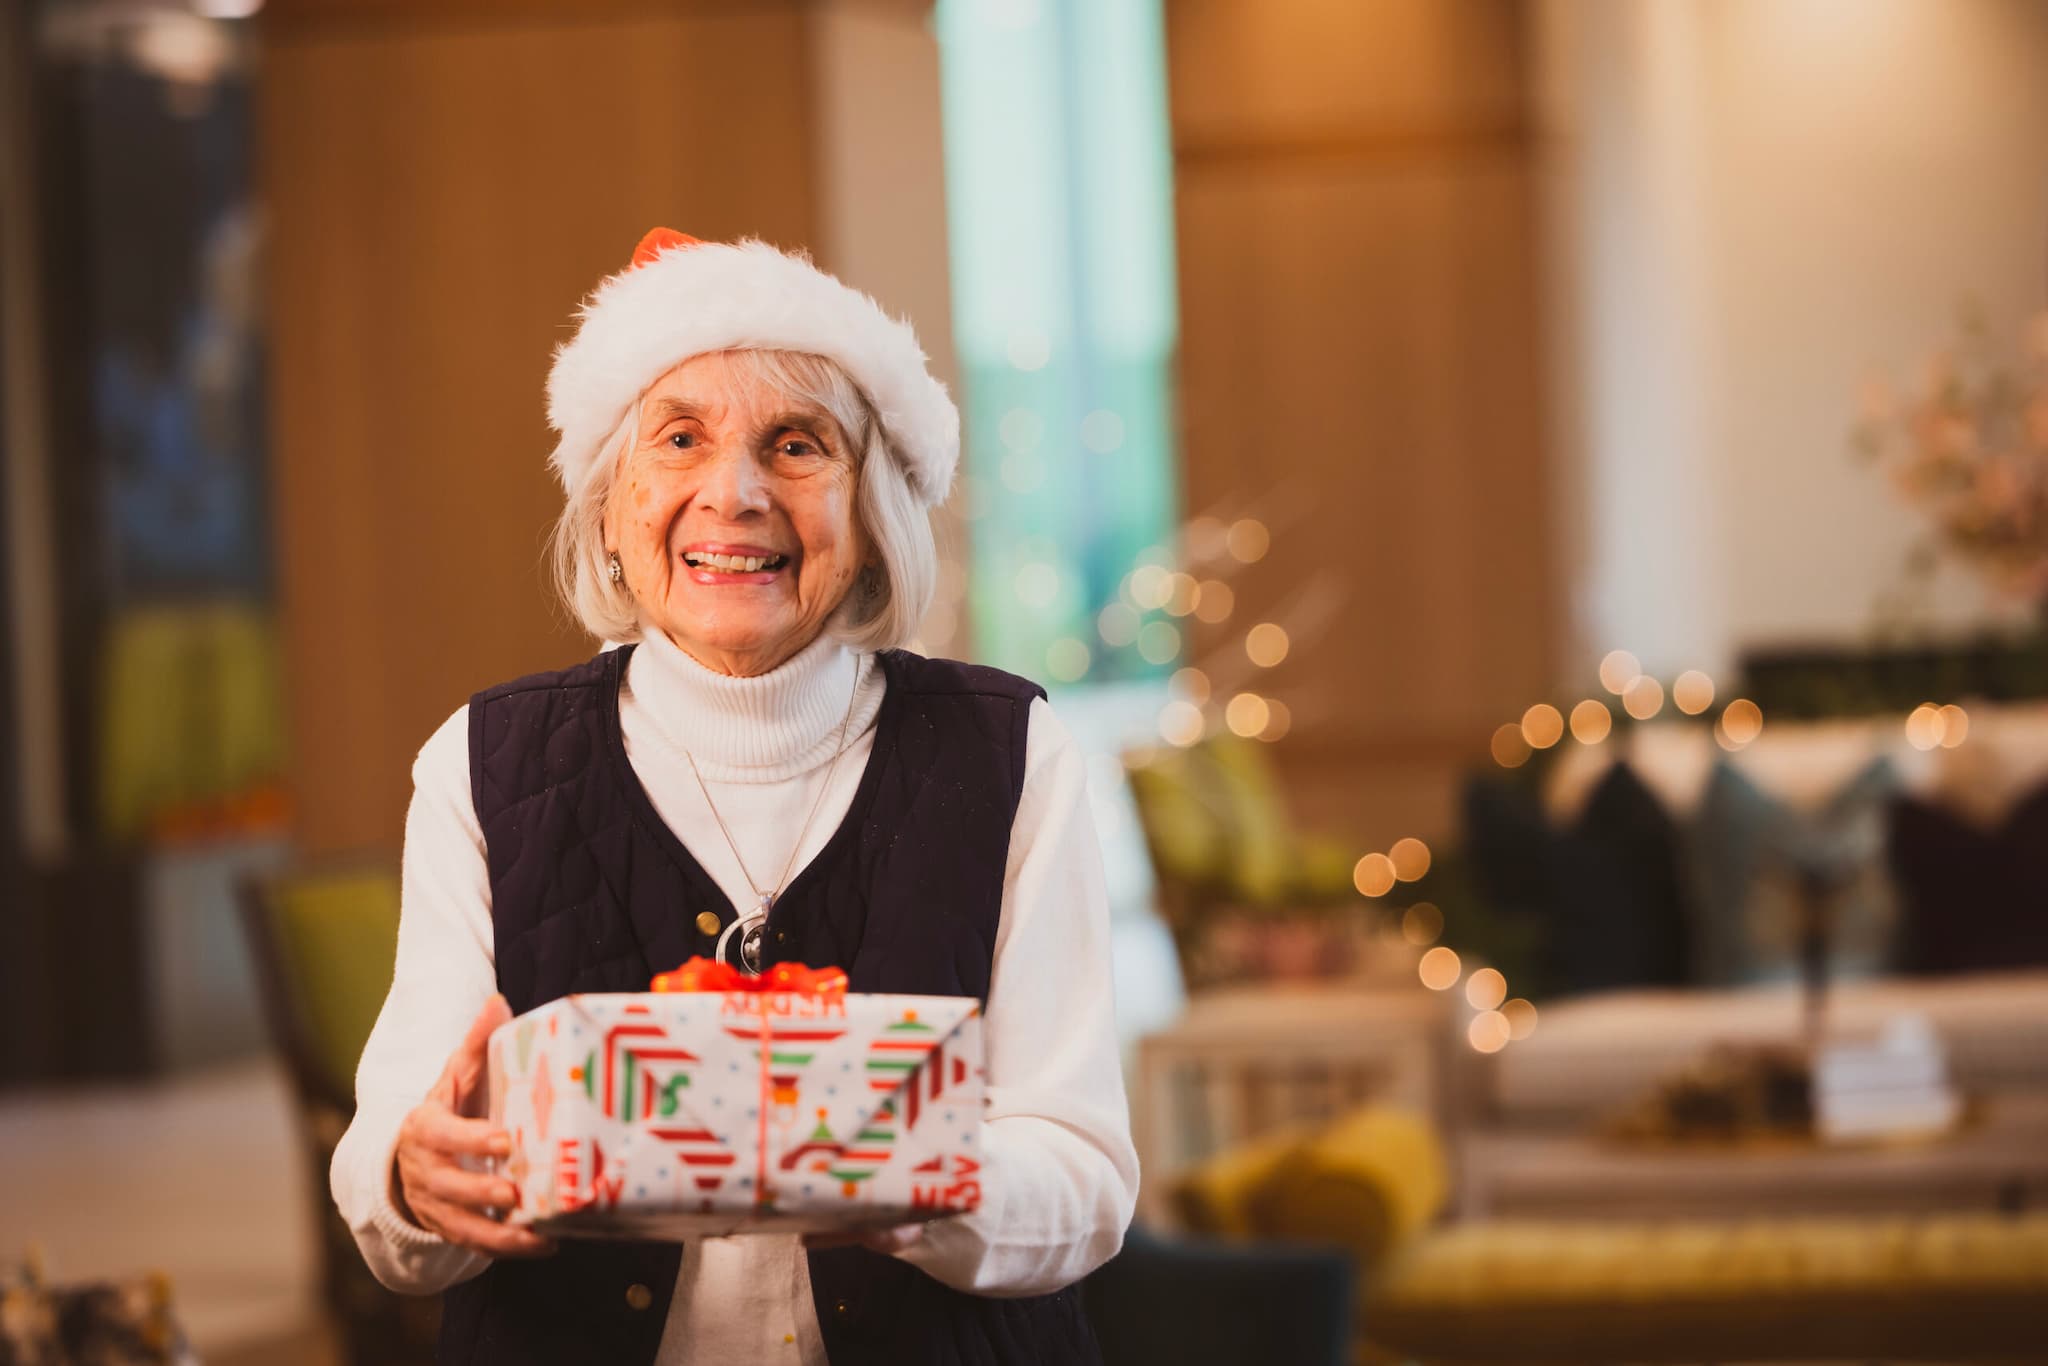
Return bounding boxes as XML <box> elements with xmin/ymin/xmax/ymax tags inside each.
<box><xmin>1168</xmin><ymin>0</ymin><xmax>1556</xmax><ymax>845</ymax></box>
<box><xmin>262</xmin><ymin>6</ymin><xmax>818</xmax><ymax>854</ymax></box>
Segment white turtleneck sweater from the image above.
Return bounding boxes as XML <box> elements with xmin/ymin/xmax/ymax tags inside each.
<box><xmin>329</xmin><ymin>630</ymin><xmax>1139</xmax><ymax>1364</ymax></box>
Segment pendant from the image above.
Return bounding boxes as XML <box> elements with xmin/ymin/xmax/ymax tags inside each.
<box><xmin>740</xmin><ymin>893</ymin><xmax>773</xmax><ymax>973</ymax></box>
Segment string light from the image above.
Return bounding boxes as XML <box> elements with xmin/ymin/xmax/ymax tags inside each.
<box><xmin>1097</xmin><ymin>603</ymin><xmax>1140</xmax><ymax>647</ymax></box>
<box><xmin>1045</xmin><ymin>638</ymin><xmax>1090</xmax><ymax>682</ymax></box>
<box><xmin>1718</xmin><ymin>698</ymin><xmax>1764</xmax><ymax>749</ymax></box>
<box><xmin>1905</xmin><ymin>703</ymin><xmax>1943</xmax><ymax>750</ymax></box>
<box><xmin>1258</xmin><ymin>699</ymin><xmax>1292</xmax><ymax>742</ymax></box>
<box><xmin>1598</xmin><ymin>650</ymin><xmax>1641</xmax><ymax>695</ymax></box>
<box><xmin>1225</xmin><ymin>692</ymin><xmax>1271</xmax><ymax>738</ymax></box>
<box><xmin>1491</xmin><ymin>723</ymin><xmax>1532</xmax><ymax>768</ymax></box>
<box><xmin>1521</xmin><ymin>704</ymin><xmax>1564</xmax><ymax>749</ymax></box>
<box><xmin>1468</xmin><ymin>1011</ymin><xmax>1511</xmax><ymax>1053</ymax></box>
<box><xmin>1194</xmin><ymin>580</ymin><xmax>1234</xmax><ymax>624</ymax></box>
<box><xmin>1569</xmin><ymin>699</ymin><xmax>1612</xmax><ymax>744</ymax></box>
<box><xmin>1354</xmin><ymin>853</ymin><xmax>1396</xmax><ymax>898</ymax></box>
<box><xmin>1937</xmin><ymin>703</ymin><xmax>1969</xmax><ymax>748</ymax></box>
<box><xmin>1226</xmin><ymin>518</ymin><xmax>1271</xmax><ymax>563</ymax></box>
<box><xmin>1169</xmin><ymin>667</ymin><xmax>1211</xmax><ymax>705</ymax></box>
<box><xmin>1164</xmin><ymin>573</ymin><xmax>1201</xmax><ymax>617</ymax></box>
<box><xmin>1401</xmin><ymin>902</ymin><xmax>1444</xmax><ymax>946</ymax></box>
<box><xmin>1128</xmin><ymin>565</ymin><xmax>1172</xmax><ymax>611</ymax></box>
<box><xmin>1418</xmin><ymin>946</ymin><xmax>1462</xmax><ymax>991</ymax></box>
<box><xmin>1464</xmin><ymin>967</ymin><xmax>1507</xmax><ymax>1012</ymax></box>
<box><xmin>1622</xmin><ymin>675</ymin><xmax>1664</xmax><ymax>720</ymax></box>
<box><xmin>1136</xmin><ymin>620</ymin><xmax>1182</xmax><ymax>666</ymax></box>
<box><xmin>1158</xmin><ymin>700</ymin><xmax>1204</xmax><ymax>747</ymax></box>
<box><xmin>1673</xmin><ymin>670</ymin><xmax>1715</xmax><ymax>715</ymax></box>
<box><xmin>1245</xmin><ymin>623</ymin><xmax>1290</xmax><ymax>668</ymax></box>
<box><xmin>1503</xmin><ymin>998</ymin><xmax>1538</xmax><ymax>1040</ymax></box>
<box><xmin>1389</xmin><ymin>837</ymin><xmax>1431</xmax><ymax>882</ymax></box>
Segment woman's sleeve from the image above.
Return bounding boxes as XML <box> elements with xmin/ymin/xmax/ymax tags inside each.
<box><xmin>328</xmin><ymin>705</ymin><xmax>498</xmax><ymax>1294</ymax></box>
<box><xmin>897</xmin><ymin>696</ymin><xmax>1141</xmax><ymax>1296</ymax></box>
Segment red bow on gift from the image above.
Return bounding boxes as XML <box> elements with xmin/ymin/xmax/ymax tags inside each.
<box><xmin>650</xmin><ymin>957</ymin><xmax>848</xmax><ymax>996</ymax></box>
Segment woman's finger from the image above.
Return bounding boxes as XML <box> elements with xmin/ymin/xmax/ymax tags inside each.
<box><xmin>416</xmin><ymin>1161</ymin><xmax>518</xmax><ymax>1214</ymax></box>
<box><xmin>412</xmin><ymin>1196</ymin><xmax>558</xmax><ymax>1259</ymax></box>
<box><xmin>406</xmin><ymin>1105</ymin><xmax>511</xmax><ymax>1160</ymax></box>
<box><xmin>442</xmin><ymin>994</ymin><xmax>513</xmax><ymax>1111</ymax></box>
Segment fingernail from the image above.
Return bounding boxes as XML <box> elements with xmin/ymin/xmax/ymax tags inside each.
<box><xmin>490</xmin><ymin>1135</ymin><xmax>511</xmax><ymax>1156</ymax></box>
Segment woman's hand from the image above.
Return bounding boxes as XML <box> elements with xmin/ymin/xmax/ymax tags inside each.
<box><xmin>802</xmin><ymin>1224</ymin><xmax>925</xmax><ymax>1255</ymax></box>
<box><xmin>392</xmin><ymin>993</ymin><xmax>557</xmax><ymax>1259</ymax></box>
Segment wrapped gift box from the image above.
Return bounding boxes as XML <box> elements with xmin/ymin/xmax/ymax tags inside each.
<box><xmin>488</xmin><ymin>966</ymin><xmax>985</xmax><ymax>1238</ymax></box>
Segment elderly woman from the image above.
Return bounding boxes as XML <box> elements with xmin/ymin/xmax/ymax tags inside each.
<box><xmin>330</xmin><ymin>229</ymin><xmax>1138</xmax><ymax>1365</ymax></box>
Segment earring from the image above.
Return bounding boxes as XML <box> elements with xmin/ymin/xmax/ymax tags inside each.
<box><xmin>608</xmin><ymin>552</ymin><xmax>623</xmax><ymax>586</ymax></box>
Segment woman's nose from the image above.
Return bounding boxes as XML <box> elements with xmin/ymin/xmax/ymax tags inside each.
<box><xmin>694</xmin><ymin>447</ymin><xmax>771</xmax><ymax>518</ymax></box>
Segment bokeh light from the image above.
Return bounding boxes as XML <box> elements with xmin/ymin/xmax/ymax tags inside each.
<box><xmin>1225</xmin><ymin>692</ymin><xmax>1271</xmax><ymax>738</ymax></box>
<box><xmin>1464</xmin><ymin>967</ymin><xmax>1507</xmax><ymax>1011</ymax></box>
<box><xmin>1353</xmin><ymin>852</ymin><xmax>1396</xmax><ymax>898</ymax></box>
<box><xmin>1164</xmin><ymin>572</ymin><xmax>1201</xmax><ymax>617</ymax></box>
<box><xmin>1005</xmin><ymin>327</ymin><xmax>1051</xmax><ymax>371</ymax></box>
<box><xmin>999</xmin><ymin>407</ymin><xmax>1044</xmax><ymax>451</ymax></box>
<box><xmin>1418</xmin><ymin>946</ymin><xmax>1462</xmax><ymax>991</ymax></box>
<box><xmin>1938</xmin><ymin>703</ymin><xmax>1969</xmax><ymax>748</ymax></box>
<box><xmin>1468</xmin><ymin>1011</ymin><xmax>1511</xmax><ymax>1053</ymax></box>
<box><xmin>1718</xmin><ymin>697</ymin><xmax>1764</xmax><ymax>748</ymax></box>
<box><xmin>1226</xmin><ymin>518</ymin><xmax>1270</xmax><ymax>563</ymax></box>
<box><xmin>1136</xmin><ymin>620</ymin><xmax>1182</xmax><ymax>665</ymax></box>
<box><xmin>1401</xmin><ymin>901</ymin><xmax>1444</xmax><ymax>946</ymax></box>
<box><xmin>1673</xmin><ymin>670</ymin><xmax>1715</xmax><ymax>715</ymax></box>
<box><xmin>1503</xmin><ymin>998</ymin><xmax>1538</xmax><ymax>1040</ymax></box>
<box><xmin>1194</xmin><ymin>580</ymin><xmax>1234</xmax><ymax>624</ymax></box>
<box><xmin>1598</xmin><ymin>649</ymin><xmax>1641</xmax><ymax>695</ymax></box>
<box><xmin>1045</xmin><ymin>637</ymin><xmax>1090</xmax><ymax>682</ymax></box>
<box><xmin>1389</xmin><ymin>836</ymin><xmax>1431</xmax><ymax>882</ymax></box>
<box><xmin>1905</xmin><ymin>702</ymin><xmax>1943</xmax><ymax>751</ymax></box>
<box><xmin>1097</xmin><ymin>603</ymin><xmax>1140</xmax><ymax>647</ymax></box>
<box><xmin>1014</xmin><ymin>560</ymin><xmax>1061</xmax><ymax>608</ymax></box>
<box><xmin>1245</xmin><ymin>623</ymin><xmax>1290</xmax><ymax>668</ymax></box>
<box><xmin>1491</xmin><ymin>722</ymin><xmax>1532</xmax><ymax>768</ymax></box>
<box><xmin>1258</xmin><ymin>699</ymin><xmax>1292</xmax><ymax>742</ymax></box>
<box><xmin>1521</xmin><ymin>703</ymin><xmax>1564</xmax><ymax>749</ymax></box>
<box><xmin>1128</xmin><ymin>564</ymin><xmax>1172</xmax><ymax>610</ymax></box>
<box><xmin>1170</xmin><ymin>666</ymin><xmax>1211</xmax><ymax>706</ymax></box>
<box><xmin>1622</xmin><ymin>674</ymin><xmax>1664</xmax><ymax>720</ymax></box>
<box><xmin>1158</xmin><ymin>700</ymin><xmax>1204</xmax><ymax>747</ymax></box>
<box><xmin>1569</xmin><ymin>698</ymin><xmax>1612</xmax><ymax>744</ymax></box>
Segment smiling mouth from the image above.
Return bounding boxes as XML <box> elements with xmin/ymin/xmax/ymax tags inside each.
<box><xmin>682</xmin><ymin>551</ymin><xmax>789</xmax><ymax>573</ymax></box>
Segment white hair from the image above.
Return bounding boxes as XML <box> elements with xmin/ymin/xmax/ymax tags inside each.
<box><xmin>549</xmin><ymin>349</ymin><xmax>936</xmax><ymax>653</ymax></box>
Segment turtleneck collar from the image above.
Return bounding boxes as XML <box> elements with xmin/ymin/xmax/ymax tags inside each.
<box><xmin>620</xmin><ymin>626</ymin><xmax>885</xmax><ymax>784</ymax></box>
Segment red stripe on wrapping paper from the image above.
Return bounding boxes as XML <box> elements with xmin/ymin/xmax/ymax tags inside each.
<box><xmin>929</xmin><ymin>1041</ymin><xmax>945</xmax><ymax>1101</ymax></box>
<box><xmin>602</xmin><ymin>1024</ymin><xmax>669</xmax><ymax>1116</ymax></box>
<box><xmin>646</xmin><ymin>1127</ymin><xmax>717</xmax><ymax>1143</ymax></box>
<box><xmin>679</xmin><ymin>1152</ymin><xmax>736</xmax><ymax>1167</ymax></box>
<box><xmin>869</xmin><ymin>1039</ymin><xmax>938</xmax><ymax>1052</ymax></box>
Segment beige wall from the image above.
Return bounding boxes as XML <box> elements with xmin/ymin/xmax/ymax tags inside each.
<box><xmin>262</xmin><ymin>2</ymin><xmax>821</xmax><ymax>854</ymax></box>
<box><xmin>1167</xmin><ymin>0</ymin><xmax>1560</xmax><ymax>844</ymax></box>
<box><xmin>1540</xmin><ymin>0</ymin><xmax>2048</xmax><ymax>681</ymax></box>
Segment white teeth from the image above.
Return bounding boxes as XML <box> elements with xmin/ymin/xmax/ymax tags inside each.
<box><xmin>688</xmin><ymin>552</ymin><xmax>781</xmax><ymax>572</ymax></box>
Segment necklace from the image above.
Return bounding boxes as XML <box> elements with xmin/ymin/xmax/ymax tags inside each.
<box><xmin>684</xmin><ymin>655</ymin><xmax>863</xmax><ymax>973</ymax></box>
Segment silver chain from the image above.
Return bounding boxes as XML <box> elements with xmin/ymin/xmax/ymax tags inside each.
<box><xmin>685</xmin><ymin>657</ymin><xmax>862</xmax><ymax>969</ymax></box>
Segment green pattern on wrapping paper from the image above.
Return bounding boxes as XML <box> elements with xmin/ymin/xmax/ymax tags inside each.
<box><xmin>579</xmin><ymin>1051</ymin><xmax>595</xmax><ymax>1102</ymax></box>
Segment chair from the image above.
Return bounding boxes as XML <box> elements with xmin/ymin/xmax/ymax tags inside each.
<box><xmin>237</xmin><ymin>861</ymin><xmax>439</xmax><ymax>1366</ymax></box>
<box><xmin>1083</xmin><ymin>1225</ymin><xmax>1356</xmax><ymax>1366</ymax></box>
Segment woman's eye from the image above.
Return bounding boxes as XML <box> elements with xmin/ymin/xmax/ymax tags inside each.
<box><xmin>778</xmin><ymin>438</ymin><xmax>820</xmax><ymax>458</ymax></box>
<box><xmin>668</xmin><ymin>431</ymin><xmax>696</xmax><ymax>450</ymax></box>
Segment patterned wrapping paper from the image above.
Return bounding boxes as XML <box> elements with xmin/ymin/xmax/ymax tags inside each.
<box><xmin>488</xmin><ymin>987</ymin><xmax>986</xmax><ymax>1238</ymax></box>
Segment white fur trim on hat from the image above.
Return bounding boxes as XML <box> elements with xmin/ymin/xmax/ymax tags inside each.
<box><xmin>546</xmin><ymin>235</ymin><xmax>958</xmax><ymax>506</ymax></box>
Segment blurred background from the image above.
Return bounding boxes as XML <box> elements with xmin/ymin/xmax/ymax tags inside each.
<box><xmin>2</xmin><ymin>0</ymin><xmax>2045</xmax><ymax>1362</ymax></box>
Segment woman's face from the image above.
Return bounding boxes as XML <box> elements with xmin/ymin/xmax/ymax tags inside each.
<box><xmin>604</xmin><ymin>351</ymin><xmax>867</xmax><ymax>676</ymax></box>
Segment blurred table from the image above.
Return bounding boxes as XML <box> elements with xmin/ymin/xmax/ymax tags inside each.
<box><xmin>1462</xmin><ymin>1093</ymin><xmax>2048</xmax><ymax>1221</ymax></box>
<box><xmin>1132</xmin><ymin>977</ymin><xmax>1462</xmax><ymax>1225</ymax></box>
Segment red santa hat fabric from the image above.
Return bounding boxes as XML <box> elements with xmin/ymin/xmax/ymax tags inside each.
<box><xmin>546</xmin><ymin>228</ymin><xmax>959</xmax><ymax>507</ymax></box>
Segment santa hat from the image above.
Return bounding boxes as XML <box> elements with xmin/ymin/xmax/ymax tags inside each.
<box><xmin>546</xmin><ymin>228</ymin><xmax>958</xmax><ymax>506</ymax></box>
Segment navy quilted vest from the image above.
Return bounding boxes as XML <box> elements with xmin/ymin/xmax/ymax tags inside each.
<box><xmin>438</xmin><ymin>645</ymin><xmax>1103</xmax><ymax>1366</ymax></box>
